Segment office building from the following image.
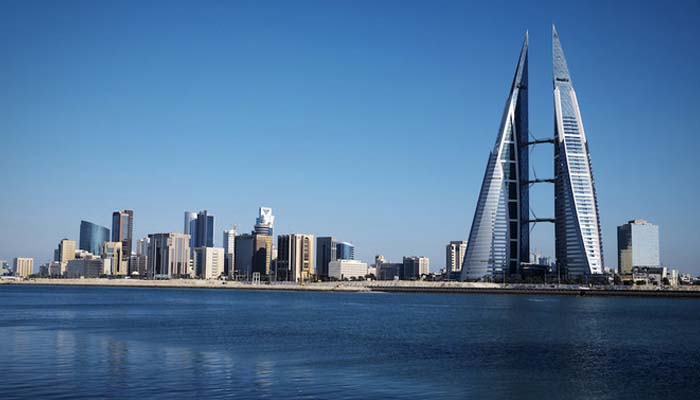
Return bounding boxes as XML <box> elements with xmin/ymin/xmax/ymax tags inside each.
<box><xmin>618</xmin><ymin>219</ymin><xmax>660</xmax><ymax>275</ymax></box>
<box><xmin>316</xmin><ymin>236</ymin><xmax>337</xmax><ymax>279</ymax></box>
<box><xmin>147</xmin><ymin>233</ymin><xmax>191</xmax><ymax>278</ymax></box>
<box><xmin>402</xmin><ymin>256</ymin><xmax>430</xmax><ymax>279</ymax></box>
<box><xmin>102</xmin><ymin>241</ymin><xmax>127</xmax><ymax>276</ymax></box>
<box><xmin>55</xmin><ymin>239</ymin><xmax>76</xmax><ymax>263</ymax></box>
<box><xmin>193</xmin><ymin>247</ymin><xmax>225</xmax><ymax>279</ymax></box>
<box><xmin>253</xmin><ymin>232</ymin><xmax>273</xmax><ymax>276</ymax></box>
<box><xmin>136</xmin><ymin>237</ymin><xmax>150</xmax><ymax>256</ymax></box>
<box><xmin>112</xmin><ymin>210</ymin><xmax>134</xmax><ymax>259</ymax></box>
<box><xmin>79</xmin><ymin>220</ymin><xmax>110</xmax><ymax>256</ymax></box>
<box><xmin>336</xmin><ymin>241</ymin><xmax>355</xmax><ymax>260</ymax></box>
<box><xmin>129</xmin><ymin>255</ymin><xmax>148</xmax><ymax>276</ymax></box>
<box><xmin>329</xmin><ymin>259</ymin><xmax>367</xmax><ymax>280</ymax></box>
<box><xmin>223</xmin><ymin>228</ymin><xmax>236</xmax><ymax>277</ymax></box>
<box><xmin>66</xmin><ymin>256</ymin><xmax>108</xmax><ymax>278</ymax></box>
<box><xmin>234</xmin><ymin>233</ymin><xmax>255</xmax><ymax>278</ymax></box>
<box><xmin>184</xmin><ymin>211</ymin><xmax>197</xmax><ymax>247</ymax></box>
<box><xmin>376</xmin><ymin>262</ymin><xmax>402</xmax><ymax>280</ymax></box>
<box><xmin>461</xmin><ymin>33</ymin><xmax>529</xmax><ymax>281</ymax></box>
<box><xmin>13</xmin><ymin>257</ymin><xmax>34</xmax><ymax>278</ymax></box>
<box><xmin>254</xmin><ymin>207</ymin><xmax>275</xmax><ymax>235</ymax></box>
<box><xmin>446</xmin><ymin>241</ymin><xmax>467</xmax><ymax>274</ymax></box>
<box><xmin>194</xmin><ymin>210</ymin><xmax>215</xmax><ymax>248</ymax></box>
<box><xmin>553</xmin><ymin>26</ymin><xmax>604</xmax><ymax>277</ymax></box>
<box><xmin>277</xmin><ymin>234</ymin><xmax>315</xmax><ymax>281</ymax></box>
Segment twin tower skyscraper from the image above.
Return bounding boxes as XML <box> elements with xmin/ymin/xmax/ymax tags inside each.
<box><xmin>461</xmin><ymin>26</ymin><xmax>604</xmax><ymax>281</ymax></box>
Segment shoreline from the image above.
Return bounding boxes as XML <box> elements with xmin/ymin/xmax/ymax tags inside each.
<box><xmin>3</xmin><ymin>278</ymin><xmax>700</xmax><ymax>298</ymax></box>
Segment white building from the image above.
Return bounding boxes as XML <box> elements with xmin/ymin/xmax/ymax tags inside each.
<box><xmin>13</xmin><ymin>257</ymin><xmax>34</xmax><ymax>277</ymax></box>
<box><xmin>223</xmin><ymin>228</ymin><xmax>236</xmax><ymax>278</ymax></box>
<box><xmin>193</xmin><ymin>247</ymin><xmax>225</xmax><ymax>279</ymax></box>
<box><xmin>329</xmin><ymin>259</ymin><xmax>368</xmax><ymax>280</ymax></box>
<box><xmin>618</xmin><ymin>219</ymin><xmax>660</xmax><ymax>275</ymax></box>
<box><xmin>446</xmin><ymin>241</ymin><xmax>467</xmax><ymax>274</ymax></box>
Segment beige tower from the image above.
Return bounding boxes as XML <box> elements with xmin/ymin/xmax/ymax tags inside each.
<box><xmin>277</xmin><ymin>234</ymin><xmax>315</xmax><ymax>282</ymax></box>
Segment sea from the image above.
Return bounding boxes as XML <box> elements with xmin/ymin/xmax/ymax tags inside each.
<box><xmin>0</xmin><ymin>285</ymin><xmax>698</xmax><ymax>399</ymax></box>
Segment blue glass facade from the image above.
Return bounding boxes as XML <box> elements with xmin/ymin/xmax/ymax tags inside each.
<box><xmin>461</xmin><ymin>33</ymin><xmax>529</xmax><ymax>281</ymax></box>
<box><xmin>79</xmin><ymin>220</ymin><xmax>110</xmax><ymax>256</ymax></box>
<box><xmin>336</xmin><ymin>242</ymin><xmax>354</xmax><ymax>260</ymax></box>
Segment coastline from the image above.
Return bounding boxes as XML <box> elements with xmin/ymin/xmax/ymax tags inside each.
<box><xmin>3</xmin><ymin>278</ymin><xmax>700</xmax><ymax>298</ymax></box>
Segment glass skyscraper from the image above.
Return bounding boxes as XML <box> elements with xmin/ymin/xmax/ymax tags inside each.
<box><xmin>79</xmin><ymin>220</ymin><xmax>110</xmax><ymax>256</ymax></box>
<box><xmin>336</xmin><ymin>242</ymin><xmax>354</xmax><ymax>260</ymax></box>
<box><xmin>112</xmin><ymin>210</ymin><xmax>134</xmax><ymax>258</ymax></box>
<box><xmin>461</xmin><ymin>33</ymin><xmax>529</xmax><ymax>281</ymax></box>
<box><xmin>553</xmin><ymin>26</ymin><xmax>604</xmax><ymax>277</ymax></box>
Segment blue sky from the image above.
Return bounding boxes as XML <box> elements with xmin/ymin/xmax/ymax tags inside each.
<box><xmin>1</xmin><ymin>0</ymin><xmax>699</xmax><ymax>273</ymax></box>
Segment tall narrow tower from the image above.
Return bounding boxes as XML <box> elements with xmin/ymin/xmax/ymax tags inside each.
<box><xmin>553</xmin><ymin>26</ymin><xmax>604</xmax><ymax>277</ymax></box>
<box><xmin>461</xmin><ymin>33</ymin><xmax>529</xmax><ymax>280</ymax></box>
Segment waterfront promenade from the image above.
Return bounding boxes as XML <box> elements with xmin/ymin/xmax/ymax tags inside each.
<box><xmin>3</xmin><ymin>278</ymin><xmax>700</xmax><ymax>298</ymax></box>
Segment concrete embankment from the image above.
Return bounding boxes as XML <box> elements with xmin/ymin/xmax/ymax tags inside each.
<box><xmin>3</xmin><ymin>278</ymin><xmax>700</xmax><ymax>298</ymax></box>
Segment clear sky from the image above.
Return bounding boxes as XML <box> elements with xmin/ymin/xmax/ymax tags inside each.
<box><xmin>1</xmin><ymin>0</ymin><xmax>699</xmax><ymax>274</ymax></box>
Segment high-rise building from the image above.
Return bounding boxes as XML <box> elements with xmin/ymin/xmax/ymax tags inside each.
<box><xmin>184</xmin><ymin>211</ymin><xmax>198</xmax><ymax>247</ymax></box>
<box><xmin>553</xmin><ymin>26</ymin><xmax>604</xmax><ymax>277</ymax></box>
<box><xmin>136</xmin><ymin>237</ymin><xmax>150</xmax><ymax>256</ymax></box>
<box><xmin>253</xmin><ymin>232</ymin><xmax>273</xmax><ymax>276</ymax></box>
<box><xmin>102</xmin><ymin>241</ymin><xmax>127</xmax><ymax>276</ymax></box>
<box><xmin>402</xmin><ymin>256</ymin><xmax>430</xmax><ymax>279</ymax></box>
<box><xmin>336</xmin><ymin>242</ymin><xmax>355</xmax><ymax>260</ymax></box>
<box><xmin>617</xmin><ymin>219</ymin><xmax>660</xmax><ymax>275</ymax></box>
<box><xmin>277</xmin><ymin>234</ymin><xmax>315</xmax><ymax>281</ymax></box>
<box><xmin>193</xmin><ymin>247</ymin><xmax>225</xmax><ymax>279</ymax></box>
<box><xmin>112</xmin><ymin>210</ymin><xmax>134</xmax><ymax>259</ymax></box>
<box><xmin>129</xmin><ymin>255</ymin><xmax>148</xmax><ymax>276</ymax></box>
<box><xmin>147</xmin><ymin>233</ymin><xmax>191</xmax><ymax>278</ymax></box>
<box><xmin>79</xmin><ymin>220</ymin><xmax>110</xmax><ymax>256</ymax></box>
<box><xmin>329</xmin><ymin>259</ymin><xmax>368</xmax><ymax>280</ymax></box>
<box><xmin>194</xmin><ymin>210</ymin><xmax>215</xmax><ymax>248</ymax></box>
<box><xmin>254</xmin><ymin>207</ymin><xmax>275</xmax><ymax>235</ymax></box>
<box><xmin>234</xmin><ymin>233</ymin><xmax>255</xmax><ymax>278</ymax></box>
<box><xmin>54</xmin><ymin>239</ymin><xmax>76</xmax><ymax>276</ymax></box>
<box><xmin>223</xmin><ymin>228</ymin><xmax>236</xmax><ymax>278</ymax></box>
<box><xmin>461</xmin><ymin>33</ymin><xmax>529</xmax><ymax>281</ymax></box>
<box><xmin>13</xmin><ymin>257</ymin><xmax>34</xmax><ymax>277</ymax></box>
<box><xmin>316</xmin><ymin>236</ymin><xmax>337</xmax><ymax>279</ymax></box>
<box><xmin>446</xmin><ymin>241</ymin><xmax>468</xmax><ymax>274</ymax></box>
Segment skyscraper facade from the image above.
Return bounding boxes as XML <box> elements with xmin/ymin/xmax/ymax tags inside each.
<box><xmin>254</xmin><ymin>207</ymin><xmax>275</xmax><ymax>235</ymax></box>
<box><xmin>195</xmin><ymin>210</ymin><xmax>214</xmax><ymax>248</ymax></box>
<box><xmin>13</xmin><ymin>257</ymin><xmax>34</xmax><ymax>277</ymax></box>
<box><xmin>336</xmin><ymin>242</ymin><xmax>355</xmax><ymax>260</ymax></box>
<box><xmin>461</xmin><ymin>33</ymin><xmax>529</xmax><ymax>281</ymax></box>
<box><xmin>112</xmin><ymin>210</ymin><xmax>134</xmax><ymax>259</ymax></box>
<box><xmin>147</xmin><ymin>233</ymin><xmax>191</xmax><ymax>278</ymax></box>
<box><xmin>223</xmin><ymin>228</ymin><xmax>236</xmax><ymax>278</ymax></box>
<box><xmin>617</xmin><ymin>219</ymin><xmax>660</xmax><ymax>275</ymax></box>
<box><xmin>402</xmin><ymin>256</ymin><xmax>430</xmax><ymax>279</ymax></box>
<box><xmin>193</xmin><ymin>247</ymin><xmax>224</xmax><ymax>279</ymax></box>
<box><xmin>277</xmin><ymin>234</ymin><xmax>315</xmax><ymax>281</ymax></box>
<box><xmin>102</xmin><ymin>241</ymin><xmax>126</xmax><ymax>275</ymax></box>
<box><xmin>184</xmin><ymin>211</ymin><xmax>197</xmax><ymax>247</ymax></box>
<box><xmin>234</xmin><ymin>233</ymin><xmax>255</xmax><ymax>278</ymax></box>
<box><xmin>552</xmin><ymin>26</ymin><xmax>604</xmax><ymax>277</ymax></box>
<box><xmin>79</xmin><ymin>220</ymin><xmax>110</xmax><ymax>256</ymax></box>
<box><xmin>446</xmin><ymin>240</ymin><xmax>467</xmax><ymax>274</ymax></box>
<box><xmin>316</xmin><ymin>236</ymin><xmax>337</xmax><ymax>279</ymax></box>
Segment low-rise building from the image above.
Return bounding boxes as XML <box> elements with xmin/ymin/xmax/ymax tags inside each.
<box><xmin>66</xmin><ymin>257</ymin><xmax>109</xmax><ymax>278</ymax></box>
<box><xmin>329</xmin><ymin>259</ymin><xmax>368</xmax><ymax>280</ymax></box>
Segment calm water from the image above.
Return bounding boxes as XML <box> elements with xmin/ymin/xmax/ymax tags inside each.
<box><xmin>0</xmin><ymin>285</ymin><xmax>699</xmax><ymax>399</ymax></box>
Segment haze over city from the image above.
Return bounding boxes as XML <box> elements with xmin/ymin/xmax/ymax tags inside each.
<box><xmin>1</xmin><ymin>0</ymin><xmax>699</xmax><ymax>273</ymax></box>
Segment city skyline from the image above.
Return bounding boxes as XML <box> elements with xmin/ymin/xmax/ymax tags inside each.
<box><xmin>2</xmin><ymin>1</ymin><xmax>699</xmax><ymax>273</ymax></box>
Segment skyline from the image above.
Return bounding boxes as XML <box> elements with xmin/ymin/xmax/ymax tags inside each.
<box><xmin>2</xmin><ymin>1</ymin><xmax>700</xmax><ymax>273</ymax></box>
